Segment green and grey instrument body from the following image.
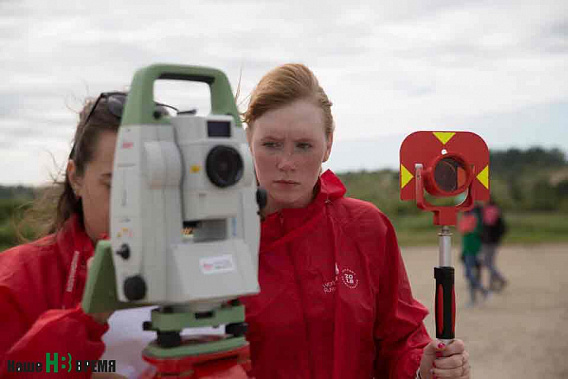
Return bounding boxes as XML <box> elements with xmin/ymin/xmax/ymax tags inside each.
<box><xmin>82</xmin><ymin>64</ymin><xmax>260</xmax><ymax>355</ymax></box>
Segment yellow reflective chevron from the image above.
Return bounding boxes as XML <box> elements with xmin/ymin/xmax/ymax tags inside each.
<box><xmin>476</xmin><ymin>165</ymin><xmax>489</xmax><ymax>189</ymax></box>
<box><xmin>433</xmin><ymin>132</ymin><xmax>456</xmax><ymax>145</ymax></box>
<box><xmin>400</xmin><ymin>164</ymin><xmax>414</xmax><ymax>189</ymax></box>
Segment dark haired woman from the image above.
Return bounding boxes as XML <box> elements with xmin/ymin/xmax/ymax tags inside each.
<box><xmin>0</xmin><ymin>93</ymin><xmax>172</xmax><ymax>378</ymax></box>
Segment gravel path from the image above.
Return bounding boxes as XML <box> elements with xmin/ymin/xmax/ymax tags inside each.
<box><xmin>402</xmin><ymin>243</ymin><xmax>568</xmax><ymax>379</ymax></box>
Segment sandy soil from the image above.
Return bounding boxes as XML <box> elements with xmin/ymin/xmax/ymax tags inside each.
<box><xmin>401</xmin><ymin>242</ymin><xmax>568</xmax><ymax>379</ymax></box>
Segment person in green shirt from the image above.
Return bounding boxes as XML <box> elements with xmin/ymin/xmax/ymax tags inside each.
<box><xmin>459</xmin><ymin>205</ymin><xmax>490</xmax><ymax>307</ymax></box>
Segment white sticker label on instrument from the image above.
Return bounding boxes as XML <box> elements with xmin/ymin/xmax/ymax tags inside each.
<box><xmin>200</xmin><ymin>254</ymin><xmax>236</xmax><ymax>275</ymax></box>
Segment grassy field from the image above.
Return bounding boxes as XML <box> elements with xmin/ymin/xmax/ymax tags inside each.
<box><xmin>0</xmin><ymin>198</ymin><xmax>32</xmax><ymax>252</ymax></box>
<box><xmin>0</xmin><ymin>219</ymin><xmax>19</xmax><ymax>252</ymax></box>
<box><xmin>391</xmin><ymin>211</ymin><xmax>568</xmax><ymax>247</ymax></box>
<box><xmin>3</xmin><ymin>210</ymin><xmax>566</xmax><ymax>252</ymax></box>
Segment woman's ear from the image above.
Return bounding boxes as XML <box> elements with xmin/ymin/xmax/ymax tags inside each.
<box><xmin>322</xmin><ymin>133</ymin><xmax>333</xmax><ymax>162</ymax></box>
<box><xmin>67</xmin><ymin>160</ymin><xmax>82</xmax><ymax>198</ymax></box>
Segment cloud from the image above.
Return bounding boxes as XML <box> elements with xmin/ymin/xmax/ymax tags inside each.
<box><xmin>0</xmin><ymin>0</ymin><xmax>567</xmax><ymax>184</ymax></box>
<box><xmin>536</xmin><ymin>19</ymin><xmax>568</xmax><ymax>54</ymax></box>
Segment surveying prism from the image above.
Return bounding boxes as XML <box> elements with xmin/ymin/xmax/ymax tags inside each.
<box><xmin>400</xmin><ymin>131</ymin><xmax>489</xmax><ymax>344</ymax></box>
<box><xmin>82</xmin><ymin>64</ymin><xmax>264</xmax><ymax>378</ymax></box>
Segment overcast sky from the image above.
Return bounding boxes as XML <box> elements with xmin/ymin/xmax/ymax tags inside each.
<box><xmin>1</xmin><ymin>0</ymin><xmax>567</xmax><ymax>185</ymax></box>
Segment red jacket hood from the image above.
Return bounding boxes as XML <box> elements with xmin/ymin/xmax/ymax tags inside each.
<box><xmin>260</xmin><ymin>170</ymin><xmax>346</xmax><ymax>251</ymax></box>
<box><xmin>318</xmin><ymin>169</ymin><xmax>347</xmax><ymax>200</ymax></box>
<box><xmin>263</xmin><ymin>169</ymin><xmax>345</xmax><ymax>219</ymax></box>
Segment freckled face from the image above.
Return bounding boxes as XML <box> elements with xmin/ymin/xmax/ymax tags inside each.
<box><xmin>248</xmin><ymin>99</ymin><xmax>333</xmax><ymax>215</ymax></box>
<box><xmin>69</xmin><ymin>131</ymin><xmax>117</xmax><ymax>243</ymax></box>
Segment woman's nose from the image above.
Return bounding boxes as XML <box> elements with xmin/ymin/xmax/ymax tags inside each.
<box><xmin>276</xmin><ymin>151</ymin><xmax>296</xmax><ymax>171</ymax></box>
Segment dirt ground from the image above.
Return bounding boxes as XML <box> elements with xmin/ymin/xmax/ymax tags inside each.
<box><xmin>401</xmin><ymin>243</ymin><xmax>568</xmax><ymax>379</ymax></box>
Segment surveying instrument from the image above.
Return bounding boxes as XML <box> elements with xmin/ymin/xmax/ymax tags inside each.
<box><xmin>400</xmin><ymin>131</ymin><xmax>490</xmax><ymax>344</ymax></box>
<box><xmin>82</xmin><ymin>64</ymin><xmax>264</xmax><ymax>378</ymax></box>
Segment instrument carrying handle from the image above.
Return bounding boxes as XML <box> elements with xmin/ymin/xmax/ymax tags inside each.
<box><xmin>121</xmin><ymin>63</ymin><xmax>241</xmax><ymax>128</ymax></box>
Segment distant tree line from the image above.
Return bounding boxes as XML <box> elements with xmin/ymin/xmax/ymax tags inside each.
<box><xmin>489</xmin><ymin>147</ymin><xmax>566</xmax><ymax>175</ymax></box>
<box><xmin>339</xmin><ymin>147</ymin><xmax>568</xmax><ymax>215</ymax></box>
<box><xmin>488</xmin><ymin>147</ymin><xmax>568</xmax><ymax>211</ymax></box>
<box><xmin>0</xmin><ymin>185</ymin><xmax>35</xmax><ymax>200</ymax></box>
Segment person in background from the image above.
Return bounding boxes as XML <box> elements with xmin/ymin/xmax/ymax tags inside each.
<box><xmin>458</xmin><ymin>204</ymin><xmax>490</xmax><ymax>308</ymax></box>
<box><xmin>480</xmin><ymin>198</ymin><xmax>508</xmax><ymax>292</ymax></box>
<box><xmin>241</xmin><ymin>63</ymin><xmax>471</xmax><ymax>379</ymax></box>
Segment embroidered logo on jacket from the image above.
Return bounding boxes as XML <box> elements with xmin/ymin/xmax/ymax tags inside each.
<box><xmin>322</xmin><ymin>263</ymin><xmax>338</xmax><ymax>293</ymax></box>
<box><xmin>323</xmin><ymin>280</ymin><xmax>337</xmax><ymax>293</ymax></box>
<box><xmin>322</xmin><ymin>263</ymin><xmax>359</xmax><ymax>293</ymax></box>
<box><xmin>340</xmin><ymin>268</ymin><xmax>359</xmax><ymax>289</ymax></box>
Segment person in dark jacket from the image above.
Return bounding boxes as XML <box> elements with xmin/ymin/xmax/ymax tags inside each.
<box><xmin>242</xmin><ymin>63</ymin><xmax>471</xmax><ymax>379</ymax></box>
<box><xmin>480</xmin><ymin>198</ymin><xmax>508</xmax><ymax>292</ymax></box>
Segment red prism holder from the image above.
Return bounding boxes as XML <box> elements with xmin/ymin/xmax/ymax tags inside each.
<box><xmin>399</xmin><ymin>131</ymin><xmax>490</xmax><ymax>343</ymax></box>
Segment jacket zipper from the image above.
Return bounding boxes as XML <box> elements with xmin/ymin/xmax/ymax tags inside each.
<box><xmin>280</xmin><ymin>210</ymin><xmax>317</xmax><ymax>378</ymax></box>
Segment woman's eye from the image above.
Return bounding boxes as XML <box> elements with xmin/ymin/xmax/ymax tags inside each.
<box><xmin>262</xmin><ymin>141</ymin><xmax>280</xmax><ymax>148</ymax></box>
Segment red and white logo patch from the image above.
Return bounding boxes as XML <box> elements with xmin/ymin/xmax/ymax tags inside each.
<box><xmin>341</xmin><ymin>268</ymin><xmax>359</xmax><ymax>289</ymax></box>
<box><xmin>322</xmin><ymin>264</ymin><xmax>359</xmax><ymax>293</ymax></box>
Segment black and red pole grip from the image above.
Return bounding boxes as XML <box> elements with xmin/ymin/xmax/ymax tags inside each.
<box><xmin>434</xmin><ymin>266</ymin><xmax>455</xmax><ymax>339</ymax></box>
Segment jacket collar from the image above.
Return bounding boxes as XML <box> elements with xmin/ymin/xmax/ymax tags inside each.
<box><xmin>319</xmin><ymin>169</ymin><xmax>347</xmax><ymax>201</ymax></box>
<box><xmin>56</xmin><ymin>214</ymin><xmax>95</xmax><ymax>262</ymax></box>
<box><xmin>260</xmin><ymin>170</ymin><xmax>345</xmax><ymax>251</ymax></box>
<box><xmin>56</xmin><ymin>214</ymin><xmax>95</xmax><ymax>309</ymax></box>
<box><xmin>263</xmin><ymin>169</ymin><xmax>346</xmax><ymax>221</ymax></box>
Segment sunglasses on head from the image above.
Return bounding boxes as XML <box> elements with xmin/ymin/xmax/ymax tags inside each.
<box><xmin>83</xmin><ymin>91</ymin><xmax>178</xmax><ymax>126</ymax></box>
<box><xmin>70</xmin><ymin>92</ymin><xmax>178</xmax><ymax>159</ymax></box>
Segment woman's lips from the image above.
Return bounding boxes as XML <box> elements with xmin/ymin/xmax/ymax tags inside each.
<box><xmin>274</xmin><ymin>180</ymin><xmax>299</xmax><ymax>185</ymax></box>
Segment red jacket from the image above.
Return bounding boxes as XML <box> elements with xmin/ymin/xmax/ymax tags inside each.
<box><xmin>241</xmin><ymin>170</ymin><xmax>430</xmax><ymax>379</ymax></box>
<box><xmin>0</xmin><ymin>215</ymin><xmax>108</xmax><ymax>378</ymax></box>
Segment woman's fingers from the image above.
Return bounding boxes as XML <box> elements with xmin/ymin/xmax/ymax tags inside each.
<box><xmin>431</xmin><ymin>362</ymin><xmax>470</xmax><ymax>378</ymax></box>
<box><xmin>435</xmin><ymin>350</ymin><xmax>469</xmax><ymax>369</ymax></box>
<box><xmin>438</xmin><ymin>339</ymin><xmax>465</xmax><ymax>356</ymax></box>
<box><xmin>431</xmin><ymin>340</ymin><xmax>470</xmax><ymax>378</ymax></box>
